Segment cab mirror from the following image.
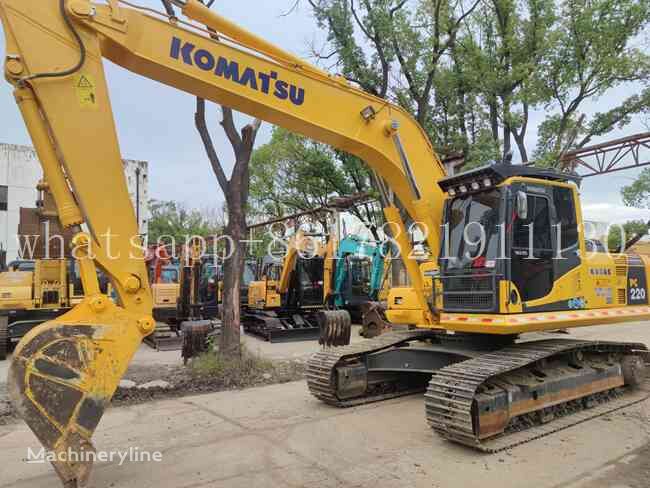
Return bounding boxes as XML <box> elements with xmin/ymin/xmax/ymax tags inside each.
<box><xmin>516</xmin><ymin>191</ymin><xmax>528</xmax><ymax>220</ymax></box>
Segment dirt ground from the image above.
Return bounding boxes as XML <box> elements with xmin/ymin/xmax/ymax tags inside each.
<box><xmin>0</xmin><ymin>326</ymin><xmax>366</xmax><ymax>421</ymax></box>
<box><xmin>1</xmin><ymin>323</ymin><xmax>650</xmax><ymax>487</ymax></box>
<box><xmin>1</xmin><ymin>379</ymin><xmax>649</xmax><ymax>488</ymax></box>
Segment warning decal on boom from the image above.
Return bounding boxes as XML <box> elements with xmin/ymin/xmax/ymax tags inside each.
<box><xmin>74</xmin><ymin>74</ymin><xmax>97</xmax><ymax>109</ymax></box>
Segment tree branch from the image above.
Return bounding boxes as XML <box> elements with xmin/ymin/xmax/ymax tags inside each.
<box><xmin>195</xmin><ymin>97</ymin><xmax>230</xmax><ymax>192</ymax></box>
<box><xmin>220</xmin><ymin>106</ymin><xmax>243</xmax><ymax>151</ymax></box>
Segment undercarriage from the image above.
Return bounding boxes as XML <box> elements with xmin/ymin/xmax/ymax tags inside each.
<box><xmin>307</xmin><ymin>330</ymin><xmax>649</xmax><ymax>450</ymax></box>
<box><xmin>243</xmin><ymin>309</ymin><xmax>352</xmax><ymax>344</ymax></box>
<box><xmin>243</xmin><ymin>309</ymin><xmax>322</xmax><ymax>343</ymax></box>
<box><xmin>143</xmin><ymin>322</ymin><xmax>183</xmax><ymax>351</ymax></box>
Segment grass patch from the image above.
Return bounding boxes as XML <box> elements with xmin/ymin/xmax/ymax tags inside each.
<box><xmin>189</xmin><ymin>344</ymin><xmax>275</xmax><ymax>388</ymax></box>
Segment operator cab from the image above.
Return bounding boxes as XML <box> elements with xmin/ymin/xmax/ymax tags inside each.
<box><xmin>438</xmin><ymin>163</ymin><xmax>583</xmax><ymax>314</ymax></box>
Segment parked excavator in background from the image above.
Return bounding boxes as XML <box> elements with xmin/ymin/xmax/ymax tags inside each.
<box><xmin>0</xmin><ymin>181</ymin><xmax>108</xmax><ymax>360</ymax></box>
<box><xmin>243</xmin><ymin>201</ymin><xmax>375</xmax><ymax>343</ymax></box>
<box><xmin>144</xmin><ymin>244</ymin><xmax>183</xmax><ymax>350</ymax></box>
<box><xmin>177</xmin><ymin>242</ymin><xmax>221</xmax><ymax>363</ymax></box>
<box><xmin>244</xmin><ymin>229</ymin><xmax>351</xmax><ymax>344</ymax></box>
<box><xmin>210</xmin><ymin>258</ymin><xmax>257</xmax><ymax>307</ymax></box>
<box><xmin>2</xmin><ymin>2</ymin><xmax>650</xmax><ymax>486</ymax></box>
<box><xmin>0</xmin><ymin>258</ymin><xmax>87</xmax><ymax>360</ymax></box>
<box><xmin>332</xmin><ymin>236</ymin><xmax>385</xmax><ymax>321</ymax></box>
<box><xmin>144</xmin><ymin>242</ymin><xmax>222</xmax><ymax>352</ymax></box>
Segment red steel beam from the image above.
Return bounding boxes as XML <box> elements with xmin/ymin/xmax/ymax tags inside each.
<box><xmin>560</xmin><ymin>132</ymin><xmax>650</xmax><ymax>177</ymax></box>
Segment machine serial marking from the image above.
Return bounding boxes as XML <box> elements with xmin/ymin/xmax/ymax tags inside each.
<box><xmin>170</xmin><ymin>37</ymin><xmax>305</xmax><ymax>106</ymax></box>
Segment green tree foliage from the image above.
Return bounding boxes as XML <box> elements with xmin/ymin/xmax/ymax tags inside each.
<box><xmin>305</xmin><ymin>0</ymin><xmax>650</xmax><ymax>168</ymax></box>
<box><xmin>622</xmin><ymin>168</ymin><xmax>650</xmax><ymax>209</ymax></box>
<box><xmin>251</xmin><ymin>0</ymin><xmax>649</xmax><ymax>231</ymax></box>
<box><xmin>147</xmin><ymin>200</ymin><xmax>221</xmax><ymax>245</ymax></box>
<box><xmin>533</xmin><ymin>0</ymin><xmax>650</xmax><ymax>165</ymax></box>
<box><xmin>459</xmin><ymin>0</ymin><xmax>557</xmax><ymax>163</ymax></box>
<box><xmin>307</xmin><ymin>0</ymin><xmax>485</xmax><ymax>161</ymax></box>
<box><xmin>607</xmin><ymin>220</ymin><xmax>650</xmax><ymax>251</ymax></box>
<box><xmin>250</xmin><ymin>127</ymin><xmax>382</xmax><ymax>234</ymax></box>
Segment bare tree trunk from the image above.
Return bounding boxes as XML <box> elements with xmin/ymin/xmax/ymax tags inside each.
<box><xmin>489</xmin><ymin>98</ymin><xmax>499</xmax><ymax>144</ymax></box>
<box><xmin>220</xmin><ymin>196</ymin><xmax>245</xmax><ymax>357</ymax></box>
<box><xmin>195</xmin><ymin>98</ymin><xmax>261</xmax><ymax>359</ymax></box>
<box><xmin>513</xmin><ymin>102</ymin><xmax>529</xmax><ymax>163</ymax></box>
<box><xmin>513</xmin><ymin>131</ymin><xmax>528</xmax><ymax>164</ymax></box>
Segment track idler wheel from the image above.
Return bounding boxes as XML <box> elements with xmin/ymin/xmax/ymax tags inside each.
<box><xmin>318</xmin><ymin>310</ymin><xmax>351</xmax><ymax>347</ymax></box>
<box><xmin>7</xmin><ymin>296</ymin><xmax>152</xmax><ymax>488</ymax></box>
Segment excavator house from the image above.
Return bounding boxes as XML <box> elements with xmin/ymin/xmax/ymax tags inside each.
<box><xmin>310</xmin><ymin>161</ymin><xmax>650</xmax><ymax>451</ymax></box>
<box><xmin>1</xmin><ymin>0</ymin><xmax>649</xmax><ymax>486</ymax></box>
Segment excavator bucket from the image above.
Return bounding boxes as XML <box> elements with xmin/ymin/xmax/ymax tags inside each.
<box><xmin>7</xmin><ymin>296</ymin><xmax>151</xmax><ymax>488</ymax></box>
<box><xmin>318</xmin><ymin>310</ymin><xmax>352</xmax><ymax>347</ymax></box>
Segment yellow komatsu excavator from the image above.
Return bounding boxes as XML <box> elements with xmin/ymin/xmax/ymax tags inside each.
<box><xmin>1</xmin><ymin>1</ymin><xmax>649</xmax><ymax>486</ymax></box>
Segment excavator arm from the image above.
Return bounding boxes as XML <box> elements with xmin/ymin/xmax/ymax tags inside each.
<box><xmin>0</xmin><ymin>1</ymin><xmax>446</xmax><ymax>486</ymax></box>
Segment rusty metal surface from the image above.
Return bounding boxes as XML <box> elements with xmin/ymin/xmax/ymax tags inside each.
<box><xmin>560</xmin><ymin>132</ymin><xmax>650</xmax><ymax>177</ymax></box>
<box><xmin>425</xmin><ymin>339</ymin><xmax>649</xmax><ymax>452</ymax></box>
<box><xmin>8</xmin><ymin>324</ymin><xmax>102</xmax><ymax>487</ymax></box>
<box><xmin>180</xmin><ymin>320</ymin><xmax>213</xmax><ymax>364</ymax></box>
<box><xmin>318</xmin><ymin>310</ymin><xmax>352</xmax><ymax>347</ymax></box>
<box><xmin>360</xmin><ymin>301</ymin><xmax>393</xmax><ymax>339</ymax></box>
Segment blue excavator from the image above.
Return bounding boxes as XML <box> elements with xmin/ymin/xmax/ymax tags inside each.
<box><xmin>331</xmin><ymin>236</ymin><xmax>391</xmax><ymax>337</ymax></box>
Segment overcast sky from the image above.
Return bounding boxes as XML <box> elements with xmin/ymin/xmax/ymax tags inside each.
<box><xmin>0</xmin><ymin>0</ymin><xmax>648</xmax><ymax>225</ymax></box>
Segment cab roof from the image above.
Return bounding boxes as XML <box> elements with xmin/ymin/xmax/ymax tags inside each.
<box><xmin>438</xmin><ymin>163</ymin><xmax>581</xmax><ymax>194</ymax></box>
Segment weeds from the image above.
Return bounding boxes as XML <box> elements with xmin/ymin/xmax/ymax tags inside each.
<box><xmin>189</xmin><ymin>343</ymin><xmax>275</xmax><ymax>388</ymax></box>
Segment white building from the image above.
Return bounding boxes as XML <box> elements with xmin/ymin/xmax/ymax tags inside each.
<box><xmin>0</xmin><ymin>143</ymin><xmax>149</xmax><ymax>261</ymax></box>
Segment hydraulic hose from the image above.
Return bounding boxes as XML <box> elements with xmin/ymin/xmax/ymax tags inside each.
<box><xmin>20</xmin><ymin>0</ymin><xmax>86</xmax><ymax>83</ymax></box>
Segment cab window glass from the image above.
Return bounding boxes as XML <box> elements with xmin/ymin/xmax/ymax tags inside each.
<box><xmin>513</xmin><ymin>195</ymin><xmax>552</xmax><ymax>250</ymax></box>
<box><xmin>160</xmin><ymin>268</ymin><xmax>179</xmax><ymax>284</ymax></box>
<box><xmin>553</xmin><ymin>187</ymin><xmax>579</xmax><ymax>250</ymax></box>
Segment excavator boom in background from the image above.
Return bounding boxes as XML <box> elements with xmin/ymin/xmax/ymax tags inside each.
<box><xmin>1</xmin><ymin>1</ymin><xmax>649</xmax><ymax>487</ymax></box>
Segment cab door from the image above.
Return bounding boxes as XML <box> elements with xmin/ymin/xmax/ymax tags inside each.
<box><xmin>510</xmin><ymin>184</ymin><xmax>582</xmax><ymax>311</ymax></box>
<box><xmin>511</xmin><ymin>191</ymin><xmax>555</xmax><ymax>303</ymax></box>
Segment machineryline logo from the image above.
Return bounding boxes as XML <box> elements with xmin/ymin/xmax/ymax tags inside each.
<box><xmin>25</xmin><ymin>446</ymin><xmax>163</xmax><ymax>466</ymax></box>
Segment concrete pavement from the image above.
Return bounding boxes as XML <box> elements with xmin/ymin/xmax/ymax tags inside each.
<box><xmin>1</xmin><ymin>378</ymin><xmax>649</xmax><ymax>488</ymax></box>
<box><xmin>2</xmin><ymin>322</ymin><xmax>650</xmax><ymax>487</ymax></box>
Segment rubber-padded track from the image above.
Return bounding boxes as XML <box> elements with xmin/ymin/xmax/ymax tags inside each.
<box><xmin>425</xmin><ymin>339</ymin><xmax>649</xmax><ymax>452</ymax></box>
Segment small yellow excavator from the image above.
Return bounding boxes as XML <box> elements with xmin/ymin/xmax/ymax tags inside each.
<box><xmin>0</xmin><ymin>259</ymin><xmax>85</xmax><ymax>360</ymax></box>
<box><xmin>144</xmin><ymin>244</ymin><xmax>183</xmax><ymax>350</ymax></box>
<box><xmin>1</xmin><ymin>1</ymin><xmax>649</xmax><ymax>486</ymax></box>
<box><xmin>245</xmin><ymin>230</ymin><xmax>351</xmax><ymax>344</ymax></box>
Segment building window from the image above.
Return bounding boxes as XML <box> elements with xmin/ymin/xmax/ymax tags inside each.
<box><xmin>0</xmin><ymin>186</ymin><xmax>8</xmax><ymax>211</ymax></box>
